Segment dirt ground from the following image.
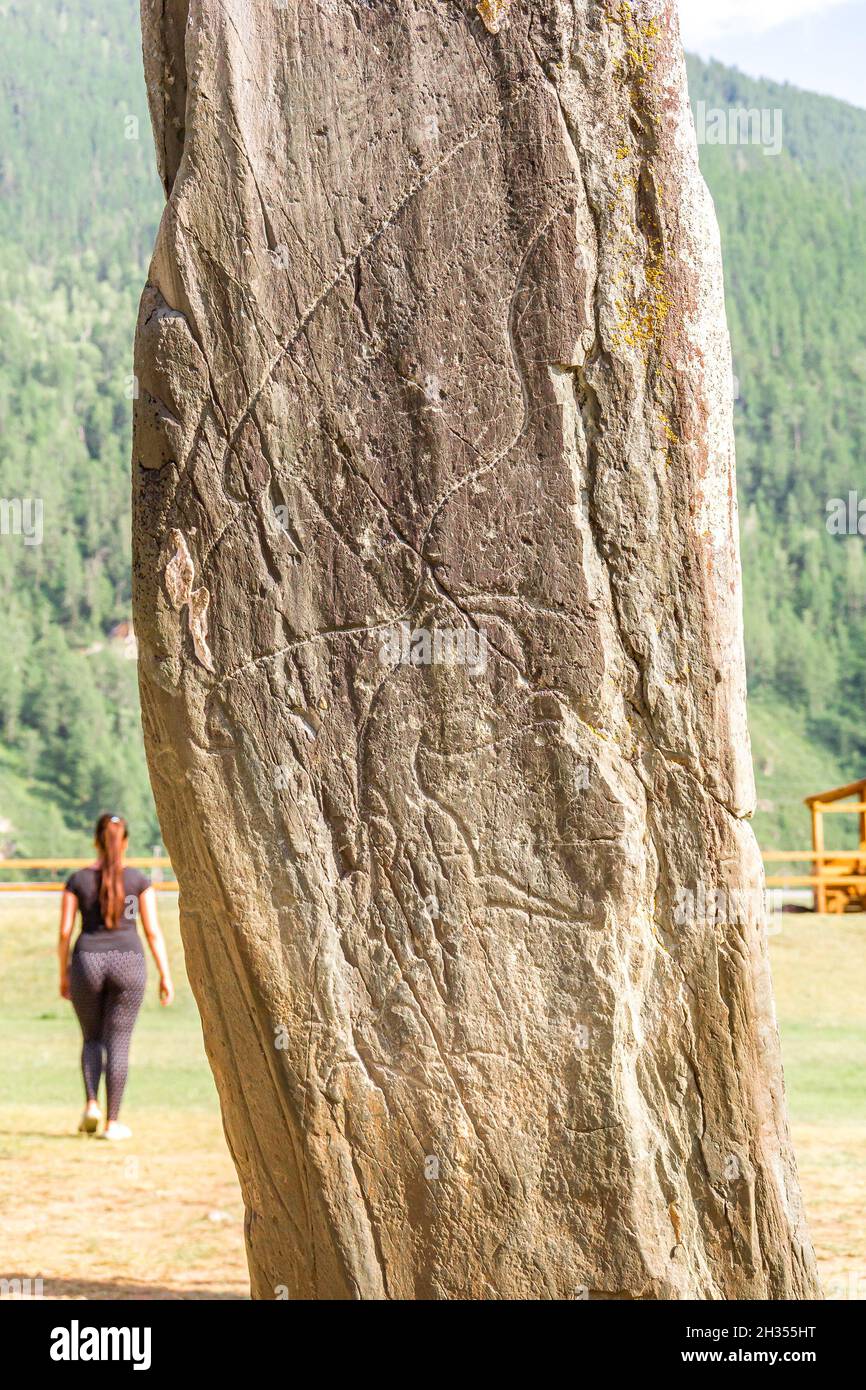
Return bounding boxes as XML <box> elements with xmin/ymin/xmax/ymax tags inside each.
<box><xmin>786</xmin><ymin>1125</ymin><xmax>866</xmax><ymax>1300</ymax></box>
<box><xmin>0</xmin><ymin>1106</ymin><xmax>247</xmax><ymax>1299</ymax></box>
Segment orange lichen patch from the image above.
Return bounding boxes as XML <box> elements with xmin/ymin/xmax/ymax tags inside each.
<box><xmin>476</xmin><ymin>0</ymin><xmax>512</xmax><ymax>34</ymax></box>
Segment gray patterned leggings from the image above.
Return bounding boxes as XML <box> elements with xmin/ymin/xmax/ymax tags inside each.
<box><xmin>69</xmin><ymin>950</ymin><xmax>147</xmax><ymax>1120</ymax></box>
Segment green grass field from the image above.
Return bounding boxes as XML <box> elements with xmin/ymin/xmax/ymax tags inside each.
<box><xmin>770</xmin><ymin>913</ymin><xmax>866</xmax><ymax>1123</ymax></box>
<box><xmin>0</xmin><ymin>899</ymin><xmax>217</xmax><ymax>1112</ymax></box>
<box><xmin>0</xmin><ymin>896</ymin><xmax>863</xmax><ymax>1298</ymax></box>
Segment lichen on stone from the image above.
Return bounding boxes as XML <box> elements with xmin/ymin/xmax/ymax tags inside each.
<box><xmin>476</xmin><ymin>0</ymin><xmax>512</xmax><ymax>35</ymax></box>
<box><xmin>605</xmin><ymin>1</ymin><xmax>661</xmax><ymax>85</ymax></box>
<box><xmin>601</xmin><ymin>4</ymin><xmax>672</xmax><ymax>359</ymax></box>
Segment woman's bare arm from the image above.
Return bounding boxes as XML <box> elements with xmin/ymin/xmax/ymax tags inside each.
<box><xmin>58</xmin><ymin>890</ymin><xmax>78</xmax><ymax>998</ymax></box>
<box><xmin>139</xmin><ymin>887</ymin><xmax>174</xmax><ymax>1005</ymax></box>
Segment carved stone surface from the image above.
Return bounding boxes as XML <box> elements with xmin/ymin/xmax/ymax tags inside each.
<box><xmin>133</xmin><ymin>0</ymin><xmax>819</xmax><ymax>1299</ymax></box>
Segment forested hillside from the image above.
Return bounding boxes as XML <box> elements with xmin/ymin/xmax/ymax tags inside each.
<box><xmin>687</xmin><ymin>56</ymin><xmax>866</xmax><ymax>853</ymax></box>
<box><xmin>0</xmin><ymin>0</ymin><xmax>161</xmax><ymax>854</ymax></box>
<box><xmin>0</xmin><ymin>6</ymin><xmax>863</xmax><ymax>859</ymax></box>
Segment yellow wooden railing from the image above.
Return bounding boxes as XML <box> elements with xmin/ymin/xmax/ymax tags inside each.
<box><xmin>763</xmin><ymin>849</ymin><xmax>866</xmax><ymax>888</ymax></box>
<box><xmin>1</xmin><ymin>852</ymin><xmax>864</xmax><ymax>901</ymax></box>
<box><xmin>0</xmin><ymin>857</ymin><xmax>177</xmax><ymax>892</ymax></box>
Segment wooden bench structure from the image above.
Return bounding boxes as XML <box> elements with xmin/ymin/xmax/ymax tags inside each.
<box><xmin>763</xmin><ymin>778</ymin><xmax>866</xmax><ymax>913</ymax></box>
<box><xmin>803</xmin><ymin>778</ymin><xmax>866</xmax><ymax>913</ymax></box>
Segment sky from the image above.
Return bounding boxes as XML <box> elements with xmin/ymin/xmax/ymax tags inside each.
<box><xmin>678</xmin><ymin>0</ymin><xmax>866</xmax><ymax>109</ymax></box>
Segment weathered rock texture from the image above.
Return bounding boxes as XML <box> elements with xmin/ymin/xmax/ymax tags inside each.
<box><xmin>133</xmin><ymin>0</ymin><xmax>819</xmax><ymax>1299</ymax></box>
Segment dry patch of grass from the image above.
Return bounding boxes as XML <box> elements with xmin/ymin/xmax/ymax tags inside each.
<box><xmin>790</xmin><ymin>1122</ymin><xmax>866</xmax><ymax>1299</ymax></box>
<box><xmin>0</xmin><ymin>1106</ymin><xmax>247</xmax><ymax>1299</ymax></box>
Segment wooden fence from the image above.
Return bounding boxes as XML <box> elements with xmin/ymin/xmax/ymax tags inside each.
<box><xmin>0</xmin><ymin>858</ymin><xmax>178</xmax><ymax>892</ymax></box>
<box><xmin>764</xmin><ymin>850</ymin><xmax>866</xmax><ymax>886</ymax></box>
<box><xmin>2</xmin><ymin>852</ymin><xmax>865</xmax><ymax>907</ymax></box>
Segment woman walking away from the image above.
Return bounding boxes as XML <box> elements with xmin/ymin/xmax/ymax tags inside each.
<box><xmin>58</xmin><ymin>814</ymin><xmax>174</xmax><ymax>1140</ymax></box>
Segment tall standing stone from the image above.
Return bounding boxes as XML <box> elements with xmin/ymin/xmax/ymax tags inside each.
<box><xmin>133</xmin><ymin>0</ymin><xmax>819</xmax><ymax>1298</ymax></box>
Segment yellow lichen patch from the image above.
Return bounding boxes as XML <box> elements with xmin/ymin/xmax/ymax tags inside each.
<box><xmin>601</xmin><ymin>8</ymin><xmax>673</xmax><ymax>361</ymax></box>
<box><xmin>611</xmin><ymin>230</ymin><xmax>672</xmax><ymax>354</ymax></box>
<box><xmin>605</xmin><ymin>1</ymin><xmax>661</xmax><ymax>85</ymax></box>
<box><xmin>658</xmin><ymin>413</ymin><xmax>678</xmax><ymax>444</ymax></box>
<box><xmin>477</xmin><ymin>0</ymin><xmax>512</xmax><ymax>34</ymax></box>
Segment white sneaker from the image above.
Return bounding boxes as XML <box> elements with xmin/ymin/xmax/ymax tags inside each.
<box><xmin>78</xmin><ymin>1107</ymin><xmax>100</xmax><ymax>1135</ymax></box>
<box><xmin>100</xmin><ymin>1122</ymin><xmax>133</xmax><ymax>1141</ymax></box>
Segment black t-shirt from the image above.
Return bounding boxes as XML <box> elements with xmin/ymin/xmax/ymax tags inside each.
<box><xmin>66</xmin><ymin>866</ymin><xmax>151</xmax><ymax>953</ymax></box>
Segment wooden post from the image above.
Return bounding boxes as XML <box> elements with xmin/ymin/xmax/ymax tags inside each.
<box><xmin>812</xmin><ymin>804</ymin><xmax>827</xmax><ymax>914</ymax></box>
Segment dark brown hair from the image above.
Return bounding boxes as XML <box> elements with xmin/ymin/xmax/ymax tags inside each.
<box><xmin>95</xmin><ymin>813</ymin><xmax>128</xmax><ymax>930</ymax></box>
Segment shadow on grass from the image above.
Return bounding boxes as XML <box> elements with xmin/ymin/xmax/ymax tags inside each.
<box><xmin>0</xmin><ymin>1129</ymin><xmax>98</xmax><ymax>1141</ymax></box>
<box><xmin>3</xmin><ymin>1273</ymin><xmax>247</xmax><ymax>1300</ymax></box>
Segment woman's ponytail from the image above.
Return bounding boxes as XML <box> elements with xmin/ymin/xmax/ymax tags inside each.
<box><xmin>95</xmin><ymin>813</ymin><xmax>128</xmax><ymax>930</ymax></box>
